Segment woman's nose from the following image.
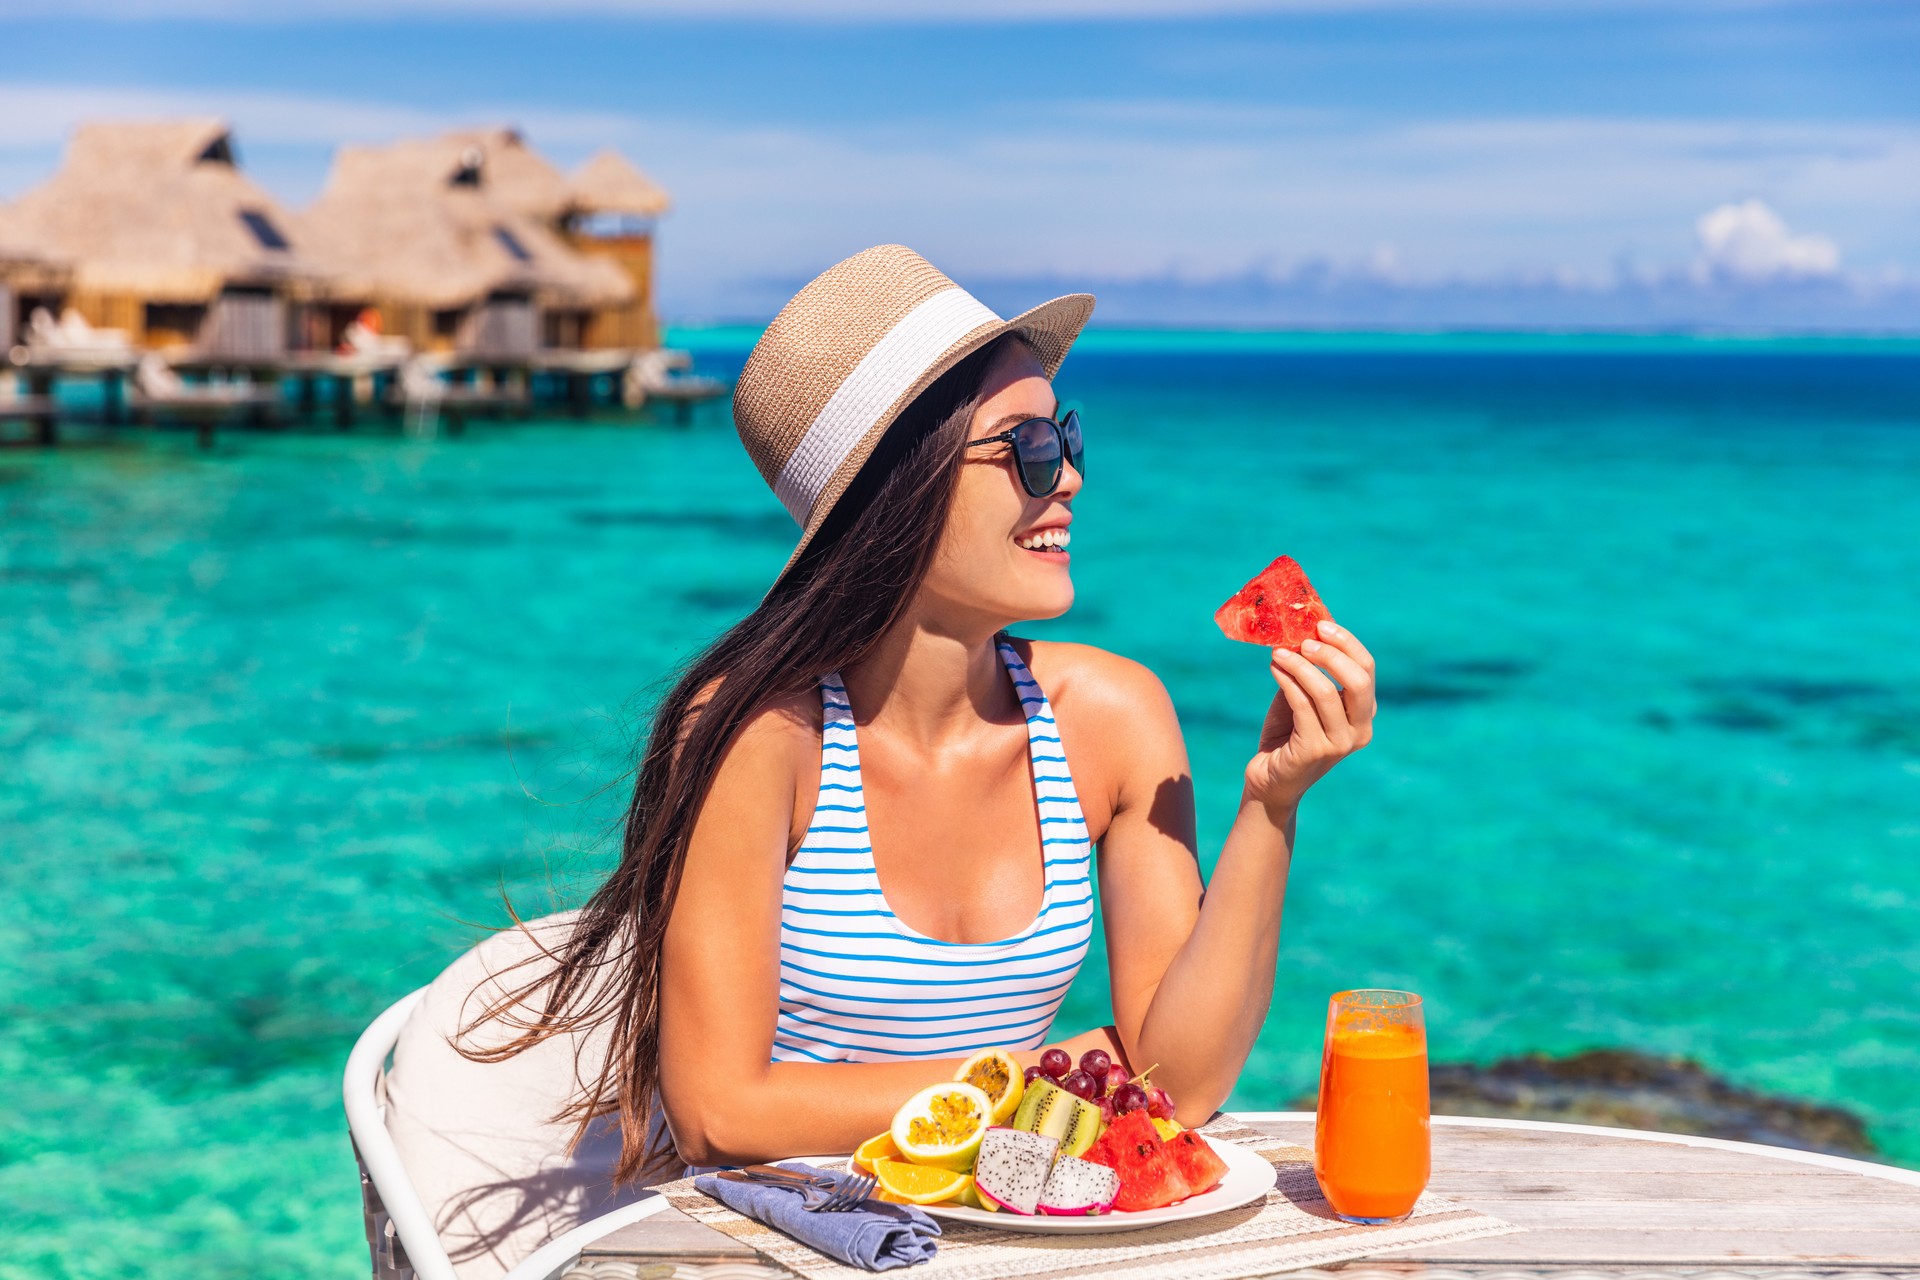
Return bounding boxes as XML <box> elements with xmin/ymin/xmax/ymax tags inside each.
<box><xmin>1054</xmin><ymin>458</ymin><xmax>1084</xmax><ymax>500</ymax></box>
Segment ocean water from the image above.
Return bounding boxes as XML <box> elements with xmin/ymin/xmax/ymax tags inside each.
<box><xmin>3</xmin><ymin>331</ymin><xmax>1918</xmax><ymax>1278</ymax></box>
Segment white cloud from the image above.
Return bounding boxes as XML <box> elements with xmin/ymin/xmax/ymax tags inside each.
<box><xmin>1695</xmin><ymin>199</ymin><xmax>1840</xmax><ymax>281</ymax></box>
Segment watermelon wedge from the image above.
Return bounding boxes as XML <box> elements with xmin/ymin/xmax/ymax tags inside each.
<box><xmin>1162</xmin><ymin>1129</ymin><xmax>1229</xmax><ymax>1197</ymax></box>
<box><xmin>1214</xmin><ymin>555</ymin><xmax>1331</xmax><ymax>653</ymax></box>
<box><xmin>1084</xmin><ymin>1110</ymin><xmax>1193</xmax><ymax>1211</ymax></box>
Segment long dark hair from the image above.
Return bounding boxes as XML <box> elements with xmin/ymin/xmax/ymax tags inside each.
<box><xmin>463</xmin><ymin>335</ymin><xmax>1024</xmax><ymax>1184</ymax></box>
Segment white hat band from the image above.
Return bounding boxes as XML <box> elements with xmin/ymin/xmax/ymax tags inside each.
<box><xmin>771</xmin><ymin>285</ymin><xmax>1001</xmax><ymax>526</ymax></box>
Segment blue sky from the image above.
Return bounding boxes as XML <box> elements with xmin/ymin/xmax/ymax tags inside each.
<box><xmin>4</xmin><ymin>1</ymin><xmax>1917</xmax><ymax>327</ymax></box>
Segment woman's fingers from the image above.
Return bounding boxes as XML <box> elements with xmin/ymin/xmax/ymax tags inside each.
<box><xmin>1314</xmin><ymin>619</ymin><xmax>1375</xmax><ymax>676</ymax></box>
<box><xmin>1273</xmin><ymin>649</ymin><xmax>1346</xmax><ymax>745</ymax></box>
<box><xmin>1301</xmin><ymin>633</ymin><xmax>1376</xmax><ymax>731</ymax></box>
<box><xmin>1251</xmin><ymin>623</ymin><xmax>1377</xmax><ymax>808</ymax></box>
<box><xmin>1267</xmin><ymin>655</ymin><xmax>1325</xmax><ymax>747</ymax></box>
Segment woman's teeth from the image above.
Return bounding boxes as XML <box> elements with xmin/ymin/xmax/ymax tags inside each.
<box><xmin>1015</xmin><ymin>528</ymin><xmax>1071</xmax><ymax>552</ymax></box>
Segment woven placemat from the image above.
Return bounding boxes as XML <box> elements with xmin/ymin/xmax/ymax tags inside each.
<box><xmin>653</xmin><ymin>1118</ymin><xmax>1520</xmax><ymax>1279</ymax></box>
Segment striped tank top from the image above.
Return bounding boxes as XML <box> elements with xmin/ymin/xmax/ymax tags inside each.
<box><xmin>772</xmin><ymin>639</ymin><xmax>1096</xmax><ymax>1063</ymax></box>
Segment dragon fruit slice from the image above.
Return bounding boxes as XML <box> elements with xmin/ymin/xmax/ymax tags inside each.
<box><xmin>971</xmin><ymin>1126</ymin><xmax>1060</xmax><ymax>1215</ymax></box>
<box><xmin>1036</xmin><ymin>1154</ymin><xmax>1121</xmax><ymax>1215</ymax></box>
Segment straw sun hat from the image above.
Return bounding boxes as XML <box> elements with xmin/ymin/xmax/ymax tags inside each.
<box><xmin>734</xmin><ymin>244</ymin><xmax>1094</xmax><ymax>583</ymax></box>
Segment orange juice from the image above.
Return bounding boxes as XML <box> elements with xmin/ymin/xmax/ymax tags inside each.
<box><xmin>1314</xmin><ymin>993</ymin><xmax>1430</xmax><ymax>1222</ymax></box>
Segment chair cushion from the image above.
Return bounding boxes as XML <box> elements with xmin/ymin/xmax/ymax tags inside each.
<box><xmin>384</xmin><ymin>911</ymin><xmax>669</xmax><ymax>1279</ymax></box>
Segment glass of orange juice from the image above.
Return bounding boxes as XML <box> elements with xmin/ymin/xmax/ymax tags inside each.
<box><xmin>1313</xmin><ymin>989</ymin><xmax>1430</xmax><ymax>1223</ymax></box>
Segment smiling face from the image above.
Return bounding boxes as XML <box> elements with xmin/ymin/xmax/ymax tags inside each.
<box><xmin>916</xmin><ymin>340</ymin><xmax>1082</xmax><ymax>634</ymax></box>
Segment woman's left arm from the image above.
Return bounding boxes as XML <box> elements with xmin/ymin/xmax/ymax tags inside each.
<box><xmin>1090</xmin><ymin>619</ymin><xmax>1376</xmax><ymax>1119</ymax></box>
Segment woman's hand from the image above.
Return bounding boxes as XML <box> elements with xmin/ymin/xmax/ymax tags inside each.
<box><xmin>1243</xmin><ymin>619</ymin><xmax>1376</xmax><ymax>818</ymax></box>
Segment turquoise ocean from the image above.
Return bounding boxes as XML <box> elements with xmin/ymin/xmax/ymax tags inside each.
<box><xmin>4</xmin><ymin>330</ymin><xmax>1918</xmax><ymax>1278</ymax></box>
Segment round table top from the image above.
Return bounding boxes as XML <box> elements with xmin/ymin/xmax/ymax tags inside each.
<box><xmin>1253</xmin><ymin>1112</ymin><xmax>1920</xmax><ymax>1272</ymax></box>
<box><xmin>527</xmin><ymin>1113</ymin><xmax>1920</xmax><ymax>1280</ymax></box>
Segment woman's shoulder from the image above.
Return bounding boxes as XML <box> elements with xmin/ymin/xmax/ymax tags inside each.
<box><xmin>729</xmin><ymin>689</ymin><xmax>824</xmax><ymax>759</ymax></box>
<box><xmin>689</xmin><ymin>688</ymin><xmax>822</xmax><ymax>855</ymax></box>
<box><xmin>1006</xmin><ymin>637</ymin><xmax>1177</xmax><ymax>721</ymax></box>
<box><xmin>680</xmin><ymin>680</ymin><xmax>821</xmax><ymax>775</ymax></box>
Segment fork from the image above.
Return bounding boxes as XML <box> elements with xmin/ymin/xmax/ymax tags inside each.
<box><xmin>804</xmin><ymin>1171</ymin><xmax>876</xmax><ymax>1212</ymax></box>
<box><xmin>723</xmin><ymin>1167</ymin><xmax>877</xmax><ymax>1212</ymax></box>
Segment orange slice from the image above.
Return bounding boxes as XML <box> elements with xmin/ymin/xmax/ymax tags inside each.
<box><xmin>852</xmin><ymin>1131</ymin><xmax>903</xmax><ymax>1175</ymax></box>
<box><xmin>873</xmin><ymin>1159</ymin><xmax>970</xmax><ymax>1205</ymax></box>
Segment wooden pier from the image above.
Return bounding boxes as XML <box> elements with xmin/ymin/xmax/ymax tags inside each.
<box><xmin>0</xmin><ymin>345</ymin><xmax>726</xmax><ymax>447</ymax></box>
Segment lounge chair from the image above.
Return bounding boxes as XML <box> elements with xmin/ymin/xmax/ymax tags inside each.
<box><xmin>393</xmin><ymin>357</ymin><xmax>526</xmax><ymax>434</ymax></box>
<box><xmin>342</xmin><ymin>319</ymin><xmax>413</xmax><ymax>359</ymax></box>
<box><xmin>25</xmin><ymin>306</ymin><xmax>135</xmax><ymax>361</ymax></box>
<box><xmin>624</xmin><ymin>349</ymin><xmax>727</xmax><ymax>416</ymax></box>
<box><xmin>132</xmin><ymin>353</ymin><xmax>277</xmax><ymax>426</ymax></box>
<box><xmin>344</xmin><ymin>913</ymin><xmax>669</xmax><ymax>1280</ymax></box>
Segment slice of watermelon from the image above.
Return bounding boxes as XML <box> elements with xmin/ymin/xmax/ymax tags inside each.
<box><xmin>1214</xmin><ymin>555</ymin><xmax>1332</xmax><ymax>653</ymax></box>
<box><xmin>1084</xmin><ymin>1110</ymin><xmax>1193</xmax><ymax>1210</ymax></box>
<box><xmin>1162</xmin><ymin>1129</ymin><xmax>1229</xmax><ymax>1196</ymax></box>
<box><xmin>1084</xmin><ymin>1108</ymin><xmax>1153</xmax><ymax>1168</ymax></box>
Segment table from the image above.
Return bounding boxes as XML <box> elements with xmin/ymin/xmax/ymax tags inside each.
<box><xmin>510</xmin><ymin>1113</ymin><xmax>1920</xmax><ymax>1280</ymax></box>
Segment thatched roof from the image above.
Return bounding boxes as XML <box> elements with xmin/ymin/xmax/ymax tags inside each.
<box><xmin>301</xmin><ymin>130</ymin><xmax>633</xmax><ymax>311</ymax></box>
<box><xmin>568</xmin><ymin>150</ymin><xmax>671</xmax><ymax>220</ymax></box>
<box><xmin>439</xmin><ymin>129</ymin><xmax>671</xmax><ymax>222</ymax></box>
<box><xmin>0</xmin><ymin>205</ymin><xmax>72</xmax><ymax>291</ymax></box>
<box><xmin>0</xmin><ymin>118</ymin><xmax>330</xmax><ymax>301</ymax></box>
<box><xmin>441</xmin><ymin>127</ymin><xmax>569</xmax><ymax>221</ymax></box>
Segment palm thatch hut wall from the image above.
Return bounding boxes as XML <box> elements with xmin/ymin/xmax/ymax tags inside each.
<box><xmin>301</xmin><ymin>130</ymin><xmax>635</xmax><ymax>358</ymax></box>
<box><xmin>0</xmin><ymin>222</ymin><xmax>72</xmax><ymax>352</ymax></box>
<box><xmin>560</xmin><ymin>150</ymin><xmax>671</xmax><ymax>349</ymax></box>
<box><xmin>0</xmin><ymin>119</ymin><xmax>339</xmax><ymax>358</ymax></box>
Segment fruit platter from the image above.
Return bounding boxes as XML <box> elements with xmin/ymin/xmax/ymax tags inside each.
<box><xmin>844</xmin><ymin>1047</ymin><xmax>1276</xmax><ymax>1234</ymax></box>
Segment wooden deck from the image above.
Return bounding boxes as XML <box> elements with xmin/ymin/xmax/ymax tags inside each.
<box><xmin>2</xmin><ymin>344</ymin><xmax>729</xmax><ymax>443</ymax></box>
<box><xmin>507</xmin><ymin>1113</ymin><xmax>1920</xmax><ymax>1280</ymax></box>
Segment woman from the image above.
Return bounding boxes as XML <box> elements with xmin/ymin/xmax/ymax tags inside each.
<box><xmin>481</xmin><ymin>245</ymin><xmax>1376</xmax><ymax>1184</ymax></box>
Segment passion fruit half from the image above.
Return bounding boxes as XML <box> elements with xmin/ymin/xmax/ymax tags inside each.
<box><xmin>890</xmin><ymin>1081</ymin><xmax>993</xmax><ymax>1171</ymax></box>
<box><xmin>954</xmin><ymin>1047</ymin><xmax>1026</xmax><ymax>1125</ymax></box>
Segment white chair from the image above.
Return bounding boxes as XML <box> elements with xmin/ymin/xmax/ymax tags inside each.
<box><xmin>343</xmin><ymin>914</ymin><xmax>671</xmax><ymax>1280</ymax></box>
<box><xmin>347</xmin><ymin>988</ymin><xmax>447</xmax><ymax>1280</ymax></box>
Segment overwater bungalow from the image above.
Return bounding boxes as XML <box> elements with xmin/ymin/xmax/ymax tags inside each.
<box><xmin>463</xmin><ymin>130</ymin><xmax>671</xmax><ymax>350</ymax></box>
<box><xmin>0</xmin><ymin>119</ymin><xmax>342</xmax><ymax>360</ymax></box>
<box><xmin>301</xmin><ymin>129</ymin><xmax>653</xmax><ymax>361</ymax></box>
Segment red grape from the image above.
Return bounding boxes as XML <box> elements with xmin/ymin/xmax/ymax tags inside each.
<box><xmin>1098</xmin><ymin>1096</ymin><xmax>1117</xmax><ymax>1124</ymax></box>
<box><xmin>1039</xmin><ymin>1048</ymin><xmax>1072</xmax><ymax>1080</ymax></box>
<box><xmin>1059</xmin><ymin>1069</ymin><xmax>1098</xmax><ymax>1101</ymax></box>
<box><xmin>1146</xmin><ymin>1087</ymin><xmax>1176</xmax><ymax>1120</ymax></box>
<box><xmin>1078</xmin><ymin>1048</ymin><xmax>1111</xmax><ymax>1081</ymax></box>
<box><xmin>1113</xmin><ymin>1082</ymin><xmax>1149</xmax><ymax>1114</ymax></box>
<box><xmin>1023</xmin><ymin>1065</ymin><xmax>1046</xmax><ymax>1086</ymax></box>
<box><xmin>1103</xmin><ymin>1064</ymin><xmax>1130</xmax><ymax>1096</ymax></box>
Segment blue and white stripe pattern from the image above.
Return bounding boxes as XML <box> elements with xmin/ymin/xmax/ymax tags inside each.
<box><xmin>773</xmin><ymin>640</ymin><xmax>1095</xmax><ymax>1063</ymax></box>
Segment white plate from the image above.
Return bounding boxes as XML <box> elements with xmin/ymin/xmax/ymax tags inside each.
<box><xmin>920</xmin><ymin>1136</ymin><xmax>1276</xmax><ymax>1234</ymax></box>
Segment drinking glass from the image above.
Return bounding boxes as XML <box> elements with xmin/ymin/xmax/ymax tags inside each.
<box><xmin>1313</xmin><ymin>989</ymin><xmax>1430</xmax><ymax>1223</ymax></box>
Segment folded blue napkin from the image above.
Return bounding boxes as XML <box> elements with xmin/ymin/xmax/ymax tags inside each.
<box><xmin>695</xmin><ymin>1162</ymin><xmax>941</xmax><ymax>1271</ymax></box>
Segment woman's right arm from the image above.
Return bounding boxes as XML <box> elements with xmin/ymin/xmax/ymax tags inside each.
<box><xmin>656</xmin><ymin>707</ymin><xmax>1115</xmax><ymax>1166</ymax></box>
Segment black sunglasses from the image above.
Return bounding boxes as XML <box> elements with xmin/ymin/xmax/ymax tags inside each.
<box><xmin>965</xmin><ymin>409</ymin><xmax>1084</xmax><ymax>498</ymax></box>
